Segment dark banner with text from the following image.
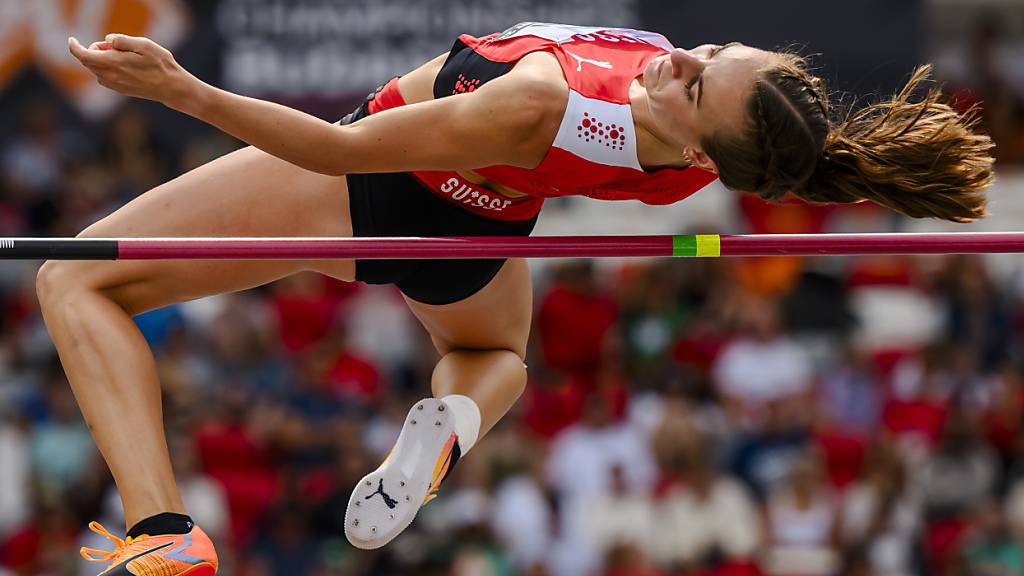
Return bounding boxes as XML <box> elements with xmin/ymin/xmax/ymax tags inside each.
<box><xmin>0</xmin><ymin>0</ymin><xmax>922</xmax><ymax>127</ymax></box>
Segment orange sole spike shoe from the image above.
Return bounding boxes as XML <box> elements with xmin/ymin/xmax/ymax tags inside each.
<box><xmin>81</xmin><ymin>521</ymin><xmax>218</xmax><ymax>576</ymax></box>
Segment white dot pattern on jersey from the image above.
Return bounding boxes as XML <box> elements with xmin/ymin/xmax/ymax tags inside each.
<box><xmin>552</xmin><ymin>90</ymin><xmax>641</xmax><ymax>170</ymax></box>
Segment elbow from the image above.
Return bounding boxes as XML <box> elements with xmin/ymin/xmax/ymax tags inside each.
<box><xmin>308</xmin><ymin>128</ymin><xmax>353</xmax><ymax>176</ymax></box>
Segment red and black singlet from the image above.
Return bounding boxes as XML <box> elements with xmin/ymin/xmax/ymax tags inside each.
<box><xmin>367</xmin><ymin>22</ymin><xmax>720</xmax><ymax>221</ymax></box>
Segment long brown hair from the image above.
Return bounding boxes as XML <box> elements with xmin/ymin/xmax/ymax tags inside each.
<box><xmin>704</xmin><ymin>55</ymin><xmax>995</xmax><ymax>223</ymax></box>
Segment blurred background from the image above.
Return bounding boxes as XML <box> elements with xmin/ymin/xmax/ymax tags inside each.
<box><xmin>2</xmin><ymin>0</ymin><xmax>1024</xmax><ymax>575</ymax></box>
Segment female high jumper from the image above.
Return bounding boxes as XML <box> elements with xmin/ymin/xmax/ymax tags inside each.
<box><xmin>44</xmin><ymin>22</ymin><xmax>991</xmax><ymax>575</ymax></box>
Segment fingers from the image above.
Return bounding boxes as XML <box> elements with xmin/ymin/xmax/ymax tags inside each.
<box><xmin>107</xmin><ymin>34</ymin><xmax>151</xmax><ymax>55</ymax></box>
<box><xmin>68</xmin><ymin>34</ymin><xmax>149</xmax><ymax>63</ymax></box>
<box><xmin>68</xmin><ymin>37</ymin><xmax>123</xmax><ymax>90</ymax></box>
<box><xmin>68</xmin><ymin>37</ymin><xmax>89</xmax><ymax>60</ymax></box>
<box><xmin>68</xmin><ymin>37</ymin><xmax>114</xmax><ymax>66</ymax></box>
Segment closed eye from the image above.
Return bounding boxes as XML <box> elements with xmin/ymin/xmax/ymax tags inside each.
<box><xmin>691</xmin><ymin>43</ymin><xmax>739</xmax><ymax>108</ymax></box>
<box><xmin>685</xmin><ymin>46</ymin><xmax>723</xmax><ymax>101</ymax></box>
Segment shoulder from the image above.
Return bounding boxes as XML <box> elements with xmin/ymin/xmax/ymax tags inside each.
<box><xmin>439</xmin><ymin>51</ymin><xmax>565</xmax><ymax>168</ymax></box>
<box><xmin>498</xmin><ymin>51</ymin><xmax>568</xmax><ymax>127</ymax></box>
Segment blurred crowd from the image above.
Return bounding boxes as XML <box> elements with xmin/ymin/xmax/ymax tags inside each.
<box><xmin>2</xmin><ymin>11</ymin><xmax>1024</xmax><ymax>576</ymax></box>
<box><xmin>944</xmin><ymin>14</ymin><xmax>1024</xmax><ymax>166</ymax></box>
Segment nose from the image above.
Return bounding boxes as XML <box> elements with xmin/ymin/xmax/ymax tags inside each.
<box><xmin>669</xmin><ymin>48</ymin><xmax>706</xmax><ymax>81</ymax></box>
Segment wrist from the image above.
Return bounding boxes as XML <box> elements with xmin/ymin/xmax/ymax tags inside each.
<box><xmin>167</xmin><ymin>73</ymin><xmax>213</xmax><ymax>118</ymax></box>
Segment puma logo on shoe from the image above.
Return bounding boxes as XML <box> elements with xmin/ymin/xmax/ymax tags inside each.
<box><xmin>365</xmin><ymin>478</ymin><xmax>398</xmax><ymax>509</ymax></box>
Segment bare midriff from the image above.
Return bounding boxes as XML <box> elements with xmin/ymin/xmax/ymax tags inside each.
<box><xmin>394</xmin><ymin>50</ymin><xmax>561</xmax><ymax>201</ymax></box>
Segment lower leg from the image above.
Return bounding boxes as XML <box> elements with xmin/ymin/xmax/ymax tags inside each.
<box><xmin>37</xmin><ymin>276</ymin><xmax>185</xmax><ymax>528</ymax></box>
<box><xmin>36</xmin><ymin>146</ymin><xmax>356</xmax><ymax>536</ymax></box>
<box><xmin>430</xmin><ymin>349</ymin><xmax>527</xmax><ymax>440</ymax></box>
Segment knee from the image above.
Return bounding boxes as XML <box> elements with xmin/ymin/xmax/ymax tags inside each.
<box><xmin>436</xmin><ymin>347</ymin><xmax>528</xmax><ymax>387</ymax></box>
<box><xmin>36</xmin><ymin>260</ymin><xmax>102</xmax><ymax>313</ymax></box>
<box><xmin>497</xmin><ymin>349</ymin><xmax>529</xmax><ymax>393</ymax></box>
<box><xmin>487</xmin><ymin>349</ymin><xmax>529</xmax><ymax>399</ymax></box>
<box><xmin>36</xmin><ymin>260</ymin><xmax>73</xmax><ymax>308</ymax></box>
<box><xmin>501</xmin><ymin>348</ymin><xmax>528</xmax><ymax>372</ymax></box>
<box><xmin>487</xmin><ymin>348</ymin><xmax>528</xmax><ymax>374</ymax></box>
<box><xmin>429</xmin><ymin>320</ymin><xmax>529</xmax><ymax>360</ymax></box>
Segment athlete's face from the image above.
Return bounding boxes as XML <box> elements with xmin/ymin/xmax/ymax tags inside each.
<box><xmin>642</xmin><ymin>43</ymin><xmax>774</xmax><ymax>170</ymax></box>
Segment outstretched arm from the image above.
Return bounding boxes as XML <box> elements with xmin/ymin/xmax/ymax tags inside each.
<box><xmin>68</xmin><ymin>35</ymin><xmax>560</xmax><ymax>175</ymax></box>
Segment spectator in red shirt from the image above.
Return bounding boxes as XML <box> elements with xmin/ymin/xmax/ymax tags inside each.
<box><xmin>537</xmin><ymin>261</ymin><xmax>618</xmax><ymax>376</ymax></box>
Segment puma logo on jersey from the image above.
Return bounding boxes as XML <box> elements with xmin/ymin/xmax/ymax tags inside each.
<box><xmin>566</xmin><ymin>51</ymin><xmax>613</xmax><ymax>73</ymax></box>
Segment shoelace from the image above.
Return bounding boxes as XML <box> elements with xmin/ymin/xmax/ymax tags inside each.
<box><xmin>80</xmin><ymin>521</ymin><xmax>148</xmax><ymax>564</ymax></box>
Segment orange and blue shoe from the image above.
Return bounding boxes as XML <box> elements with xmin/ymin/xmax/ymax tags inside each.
<box><xmin>345</xmin><ymin>397</ymin><xmax>461</xmax><ymax>549</ymax></box>
<box><xmin>80</xmin><ymin>521</ymin><xmax>218</xmax><ymax>575</ymax></box>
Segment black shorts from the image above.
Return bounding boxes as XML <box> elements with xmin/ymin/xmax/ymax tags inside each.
<box><xmin>341</xmin><ymin>91</ymin><xmax>538</xmax><ymax>306</ymax></box>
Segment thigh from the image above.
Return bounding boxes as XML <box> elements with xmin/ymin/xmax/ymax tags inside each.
<box><xmin>64</xmin><ymin>145</ymin><xmax>354</xmax><ymax>315</ymax></box>
<box><xmin>403</xmin><ymin>258</ymin><xmax>532</xmax><ymax>358</ymax></box>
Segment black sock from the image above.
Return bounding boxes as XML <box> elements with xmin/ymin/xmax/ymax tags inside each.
<box><xmin>126</xmin><ymin>512</ymin><xmax>194</xmax><ymax>539</ymax></box>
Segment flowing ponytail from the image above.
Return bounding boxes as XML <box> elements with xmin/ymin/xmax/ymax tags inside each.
<box><xmin>797</xmin><ymin>65</ymin><xmax>994</xmax><ymax>223</ymax></box>
<box><xmin>705</xmin><ymin>57</ymin><xmax>996</xmax><ymax>223</ymax></box>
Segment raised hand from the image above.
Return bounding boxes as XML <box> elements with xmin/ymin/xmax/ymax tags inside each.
<box><xmin>68</xmin><ymin>34</ymin><xmax>199</xmax><ymax>110</ymax></box>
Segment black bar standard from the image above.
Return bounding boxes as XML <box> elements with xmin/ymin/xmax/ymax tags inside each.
<box><xmin>0</xmin><ymin>239</ymin><xmax>118</xmax><ymax>260</ymax></box>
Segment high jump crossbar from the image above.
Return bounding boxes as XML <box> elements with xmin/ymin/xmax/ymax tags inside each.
<box><xmin>3</xmin><ymin>232</ymin><xmax>1024</xmax><ymax>260</ymax></box>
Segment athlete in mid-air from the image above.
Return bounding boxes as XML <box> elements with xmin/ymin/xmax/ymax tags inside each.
<box><xmin>44</xmin><ymin>22</ymin><xmax>991</xmax><ymax>575</ymax></box>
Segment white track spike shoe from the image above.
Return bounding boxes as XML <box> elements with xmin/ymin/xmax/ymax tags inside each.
<box><xmin>345</xmin><ymin>398</ymin><xmax>461</xmax><ymax>549</ymax></box>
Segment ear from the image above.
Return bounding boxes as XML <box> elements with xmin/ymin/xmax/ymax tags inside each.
<box><xmin>686</xmin><ymin>148</ymin><xmax>718</xmax><ymax>173</ymax></box>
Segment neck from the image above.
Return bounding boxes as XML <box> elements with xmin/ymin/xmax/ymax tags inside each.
<box><xmin>629</xmin><ymin>78</ymin><xmax>690</xmax><ymax>171</ymax></box>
